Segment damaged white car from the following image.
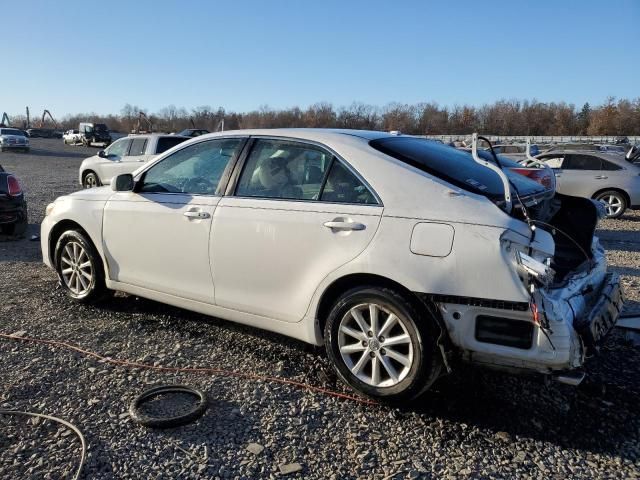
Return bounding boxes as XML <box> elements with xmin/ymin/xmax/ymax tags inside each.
<box><xmin>41</xmin><ymin>129</ymin><xmax>624</xmax><ymax>402</ymax></box>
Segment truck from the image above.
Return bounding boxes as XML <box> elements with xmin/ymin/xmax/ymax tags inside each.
<box><xmin>79</xmin><ymin>123</ymin><xmax>112</xmax><ymax>147</ymax></box>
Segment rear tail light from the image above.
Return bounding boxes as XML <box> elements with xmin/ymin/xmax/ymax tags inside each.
<box><xmin>7</xmin><ymin>175</ymin><xmax>22</xmax><ymax>196</ymax></box>
<box><xmin>509</xmin><ymin>167</ymin><xmax>556</xmax><ymax>190</ymax></box>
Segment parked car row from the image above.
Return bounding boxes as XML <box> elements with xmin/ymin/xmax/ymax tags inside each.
<box><xmin>0</xmin><ymin>163</ymin><xmax>27</xmax><ymax>236</ymax></box>
<box><xmin>42</xmin><ymin>128</ymin><xmax>623</xmax><ymax>402</ymax></box>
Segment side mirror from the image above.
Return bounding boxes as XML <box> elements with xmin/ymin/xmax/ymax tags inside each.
<box><xmin>112</xmin><ymin>174</ymin><xmax>134</xmax><ymax>192</ymax></box>
<box><xmin>98</xmin><ymin>150</ymin><xmax>107</xmax><ymax>158</ymax></box>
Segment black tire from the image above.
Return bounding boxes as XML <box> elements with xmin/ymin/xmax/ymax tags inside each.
<box><xmin>54</xmin><ymin>229</ymin><xmax>108</xmax><ymax>303</ymax></box>
<box><xmin>595</xmin><ymin>190</ymin><xmax>627</xmax><ymax>219</ymax></box>
<box><xmin>129</xmin><ymin>385</ymin><xmax>208</xmax><ymax>429</ymax></box>
<box><xmin>324</xmin><ymin>286</ymin><xmax>441</xmax><ymax>404</ymax></box>
<box><xmin>82</xmin><ymin>171</ymin><xmax>101</xmax><ymax>189</ymax></box>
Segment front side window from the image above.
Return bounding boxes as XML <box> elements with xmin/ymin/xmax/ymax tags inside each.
<box><xmin>140</xmin><ymin>138</ymin><xmax>244</xmax><ymax>195</ymax></box>
<box><xmin>236</xmin><ymin>139</ymin><xmax>332</xmax><ymax>200</ymax></box>
<box><xmin>106</xmin><ymin>138</ymin><xmax>131</xmax><ymax>157</ymax></box>
<box><xmin>539</xmin><ymin>155</ymin><xmax>564</xmax><ymax>168</ymax></box>
<box><xmin>129</xmin><ymin>138</ymin><xmax>147</xmax><ymax>156</ymax></box>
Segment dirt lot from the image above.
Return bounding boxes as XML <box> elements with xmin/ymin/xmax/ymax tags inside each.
<box><xmin>1</xmin><ymin>138</ymin><xmax>639</xmax><ymax>479</ymax></box>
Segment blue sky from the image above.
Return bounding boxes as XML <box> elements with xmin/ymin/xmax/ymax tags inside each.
<box><xmin>3</xmin><ymin>0</ymin><xmax>639</xmax><ymax>117</ymax></box>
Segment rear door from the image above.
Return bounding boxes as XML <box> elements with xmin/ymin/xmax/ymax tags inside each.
<box><xmin>559</xmin><ymin>154</ymin><xmax>604</xmax><ymax>198</ymax></box>
<box><xmin>211</xmin><ymin>137</ymin><xmax>383</xmax><ymax>323</ymax></box>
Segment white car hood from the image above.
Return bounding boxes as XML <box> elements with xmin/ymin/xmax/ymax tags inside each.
<box><xmin>67</xmin><ymin>186</ymin><xmax>114</xmax><ymax>202</ymax></box>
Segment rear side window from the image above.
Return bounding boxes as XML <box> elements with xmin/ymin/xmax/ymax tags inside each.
<box><xmin>129</xmin><ymin>138</ymin><xmax>147</xmax><ymax>156</ymax></box>
<box><xmin>156</xmin><ymin>137</ymin><xmax>188</xmax><ymax>154</ymax></box>
<box><xmin>321</xmin><ymin>161</ymin><xmax>377</xmax><ymax>204</ymax></box>
<box><xmin>601</xmin><ymin>160</ymin><xmax>622</xmax><ymax>171</ymax></box>
<box><xmin>563</xmin><ymin>154</ymin><xmax>602</xmax><ymax>170</ymax></box>
<box><xmin>236</xmin><ymin>139</ymin><xmax>332</xmax><ymax>200</ymax></box>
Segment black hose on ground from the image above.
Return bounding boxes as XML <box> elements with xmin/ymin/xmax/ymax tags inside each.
<box><xmin>129</xmin><ymin>384</ymin><xmax>208</xmax><ymax>429</ymax></box>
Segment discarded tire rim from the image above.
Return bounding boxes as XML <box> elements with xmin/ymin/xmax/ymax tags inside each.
<box><xmin>129</xmin><ymin>385</ymin><xmax>208</xmax><ymax>428</ymax></box>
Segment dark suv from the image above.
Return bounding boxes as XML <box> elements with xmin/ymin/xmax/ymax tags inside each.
<box><xmin>79</xmin><ymin>123</ymin><xmax>112</xmax><ymax>147</ymax></box>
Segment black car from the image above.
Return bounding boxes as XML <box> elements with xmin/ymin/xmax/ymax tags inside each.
<box><xmin>0</xmin><ymin>164</ymin><xmax>28</xmax><ymax>236</ymax></box>
<box><xmin>177</xmin><ymin>128</ymin><xmax>210</xmax><ymax>137</ymax></box>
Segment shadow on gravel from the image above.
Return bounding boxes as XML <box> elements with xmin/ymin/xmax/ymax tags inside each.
<box><xmin>28</xmin><ymin>149</ymin><xmax>90</xmax><ymax>159</ymax></box>
<box><xmin>609</xmin><ymin>265</ymin><xmax>640</xmax><ymax>277</ymax></box>
<box><xmin>0</xmin><ymin>224</ymin><xmax>42</xmax><ymax>263</ymax></box>
<box><xmin>82</xmin><ymin>294</ymin><xmax>640</xmax><ymax>462</ymax></box>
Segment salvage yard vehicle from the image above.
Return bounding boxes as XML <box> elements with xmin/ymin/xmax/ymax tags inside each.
<box><xmin>63</xmin><ymin>129</ymin><xmax>82</xmax><ymax>145</ymax></box>
<box><xmin>42</xmin><ymin>129</ymin><xmax>624</xmax><ymax>402</ymax></box>
<box><xmin>0</xmin><ymin>163</ymin><xmax>27</xmax><ymax>236</ymax></box>
<box><xmin>78</xmin><ymin>133</ymin><xmax>189</xmax><ymax>188</ymax></box>
<box><xmin>536</xmin><ymin>150</ymin><xmax>640</xmax><ymax>218</ymax></box>
<box><xmin>177</xmin><ymin>128</ymin><xmax>210</xmax><ymax>137</ymax></box>
<box><xmin>79</xmin><ymin>122</ymin><xmax>112</xmax><ymax>147</ymax></box>
<box><xmin>0</xmin><ymin>128</ymin><xmax>30</xmax><ymax>152</ymax></box>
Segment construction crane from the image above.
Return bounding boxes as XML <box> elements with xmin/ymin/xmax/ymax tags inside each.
<box><xmin>0</xmin><ymin>112</ymin><xmax>10</xmax><ymax>127</ymax></box>
<box><xmin>25</xmin><ymin>107</ymin><xmax>30</xmax><ymax>129</ymax></box>
<box><xmin>132</xmin><ymin>111</ymin><xmax>153</xmax><ymax>134</ymax></box>
<box><xmin>38</xmin><ymin>109</ymin><xmax>58</xmax><ymax>128</ymax></box>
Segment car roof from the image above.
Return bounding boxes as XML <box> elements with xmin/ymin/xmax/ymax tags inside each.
<box><xmin>194</xmin><ymin>128</ymin><xmax>396</xmax><ymax>143</ymax></box>
<box><xmin>126</xmin><ymin>133</ymin><xmax>189</xmax><ymax>139</ymax></box>
<box><xmin>540</xmin><ymin>150</ymin><xmax>638</xmax><ymax>167</ymax></box>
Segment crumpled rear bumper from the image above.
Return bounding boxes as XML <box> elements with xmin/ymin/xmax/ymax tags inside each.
<box><xmin>573</xmin><ymin>273</ymin><xmax>624</xmax><ymax>355</ymax></box>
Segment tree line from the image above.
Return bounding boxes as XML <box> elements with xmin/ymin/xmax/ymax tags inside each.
<box><xmin>10</xmin><ymin>97</ymin><xmax>640</xmax><ymax>136</ymax></box>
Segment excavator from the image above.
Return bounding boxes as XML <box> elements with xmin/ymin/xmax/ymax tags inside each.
<box><xmin>38</xmin><ymin>109</ymin><xmax>59</xmax><ymax>129</ymax></box>
<box><xmin>0</xmin><ymin>112</ymin><xmax>10</xmax><ymax>127</ymax></box>
<box><xmin>132</xmin><ymin>111</ymin><xmax>153</xmax><ymax>134</ymax></box>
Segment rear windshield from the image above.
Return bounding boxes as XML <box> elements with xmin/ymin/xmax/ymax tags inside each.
<box><xmin>156</xmin><ymin>137</ymin><xmax>188</xmax><ymax>154</ymax></box>
<box><xmin>370</xmin><ymin>137</ymin><xmax>545</xmax><ymax>199</ymax></box>
<box><xmin>0</xmin><ymin>129</ymin><xmax>24</xmax><ymax>136</ymax></box>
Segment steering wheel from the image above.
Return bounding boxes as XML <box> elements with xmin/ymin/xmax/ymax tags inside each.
<box><xmin>181</xmin><ymin>176</ymin><xmax>215</xmax><ymax>194</ymax></box>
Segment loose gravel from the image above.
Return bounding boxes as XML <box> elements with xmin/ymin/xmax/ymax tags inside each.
<box><xmin>1</xmin><ymin>139</ymin><xmax>639</xmax><ymax>479</ymax></box>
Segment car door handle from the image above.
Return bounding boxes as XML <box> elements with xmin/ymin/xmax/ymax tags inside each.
<box><xmin>595</xmin><ymin>175</ymin><xmax>608</xmax><ymax>179</ymax></box>
<box><xmin>183</xmin><ymin>210</ymin><xmax>210</xmax><ymax>219</ymax></box>
<box><xmin>323</xmin><ymin>220</ymin><xmax>366</xmax><ymax>231</ymax></box>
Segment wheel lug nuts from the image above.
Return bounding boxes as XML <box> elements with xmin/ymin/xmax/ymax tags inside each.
<box><xmin>378</xmin><ymin>336</ymin><xmax>385</xmax><ymax>342</ymax></box>
<box><xmin>380</xmin><ymin>348</ymin><xmax>386</xmax><ymax>355</ymax></box>
<box><xmin>369</xmin><ymin>351</ymin><xmax>376</xmax><ymax>358</ymax></box>
<box><xmin>367</xmin><ymin>331</ymin><xmax>373</xmax><ymax>337</ymax></box>
<box><xmin>361</xmin><ymin>340</ymin><xmax>367</xmax><ymax>347</ymax></box>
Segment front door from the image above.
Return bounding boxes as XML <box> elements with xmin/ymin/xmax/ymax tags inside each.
<box><xmin>212</xmin><ymin>138</ymin><xmax>383</xmax><ymax>322</ymax></box>
<box><xmin>102</xmin><ymin>137</ymin><xmax>247</xmax><ymax>303</ymax></box>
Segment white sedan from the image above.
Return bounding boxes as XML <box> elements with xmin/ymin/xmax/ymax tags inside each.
<box><xmin>41</xmin><ymin>129</ymin><xmax>623</xmax><ymax>402</ymax></box>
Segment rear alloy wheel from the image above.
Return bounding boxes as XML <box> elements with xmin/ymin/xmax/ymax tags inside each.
<box><xmin>325</xmin><ymin>287</ymin><xmax>441</xmax><ymax>403</ymax></box>
<box><xmin>595</xmin><ymin>190</ymin><xmax>627</xmax><ymax>219</ymax></box>
<box><xmin>55</xmin><ymin>230</ymin><xmax>108</xmax><ymax>303</ymax></box>
<box><xmin>83</xmin><ymin>172</ymin><xmax>101</xmax><ymax>189</ymax></box>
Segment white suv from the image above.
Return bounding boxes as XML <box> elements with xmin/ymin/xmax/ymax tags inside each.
<box><xmin>42</xmin><ymin>129</ymin><xmax>623</xmax><ymax>402</ymax></box>
<box><xmin>78</xmin><ymin>134</ymin><xmax>189</xmax><ymax>188</ymax></box>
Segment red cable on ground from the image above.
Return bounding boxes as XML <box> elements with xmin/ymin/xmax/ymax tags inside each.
<box><xmin>0</xmin><ymin>333</ymin><xmax>378</xmax><ymax>406</ymax></box>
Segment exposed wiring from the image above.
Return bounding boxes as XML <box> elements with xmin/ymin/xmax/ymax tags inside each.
<box><xmin>0</xmin><ymin>409</ymin><xmax>86</xmax><ymax>480</ymax></box>
<box><xmin>0</xmin><ymin>333</ymin><xmax>377</xmax><ymax>406</ymax></box>
<box><xmin>530</xmin><ymin>219</ymin><xmax>592</xmax><ymax>264</ymax></box>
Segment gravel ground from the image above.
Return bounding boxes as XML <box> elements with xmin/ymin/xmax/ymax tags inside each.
<box><xmin>1</xmin><ymin>139</ymin><xmax>639</xmax><ymax>479</ymax></box>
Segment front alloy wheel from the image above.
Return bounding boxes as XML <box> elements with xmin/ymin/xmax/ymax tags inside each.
<box><xmin>55</xmin><ymin>230</ymin><xmax>108</xmax><ymax>302</ymax></box>
<box><xmin>325</xmin><ymin>287</ymin><xmax>441</xmax><ymax>403</ymax></box>
<box><xmin>83</xmin><ymin>172</ymin><xmax>100</xmax><ymax>189</ymax></box>
<box><xmin>596</xmin><ymin>190</ymin><xmax>627</xmax><ymax>219</ymax></box>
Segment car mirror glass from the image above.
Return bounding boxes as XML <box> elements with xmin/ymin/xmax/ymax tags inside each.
<box><xmin>98</xmin><ymin>150</ymin><xmax>107</xmax><ymax>158</ymax></box>
<box><xmin>112</xmin><ymin>174</ymin><xmax>134</xmax><ymax>192</ymax></box>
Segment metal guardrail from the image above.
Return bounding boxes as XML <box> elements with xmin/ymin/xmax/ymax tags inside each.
<box><xmin>424</xmin><ymin>135</ymin><xmax>640</xmax><ymax>144</ymax></box>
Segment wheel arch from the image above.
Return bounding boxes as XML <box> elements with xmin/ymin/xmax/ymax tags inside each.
<box><xmin>49</xmin><ymin>220</ymin><xmax>103</xmax><ymax>271</ymax></box>
<box><xmin>315</xmin><ymin>273</ymin><xmax>447</xmax><ymax>342</ymax></box>
<box><xmin>591</xmin><ymin>187</ymin><xmax>630</xmax><ymax>206</ymax></box>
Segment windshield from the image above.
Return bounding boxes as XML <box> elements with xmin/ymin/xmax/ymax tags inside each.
<box><xmin>370</xmin><ymin>137</ymin><xmax>545</xmax><ymax>200</ymax></box>
<box><xmin>94</xmin><ymin>124</ymin><xmax>108</xmax><ymax>131</ymax></box>
<box><xmin>0</xmin><ymin>129</ymin><xmax>24</xmax><ymax>136</ymax></box>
